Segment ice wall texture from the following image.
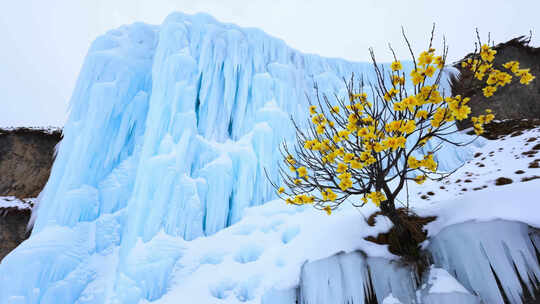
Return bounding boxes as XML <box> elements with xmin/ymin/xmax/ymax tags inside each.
<box><xmin>0</xmin><ymin>12</ymin><xmax>470</xmax><ymax>303</ymax></box>
<box><xmin>297</xmin><ymin>221</ymin><xmax>540</xmax><ymax>304</ymax></box>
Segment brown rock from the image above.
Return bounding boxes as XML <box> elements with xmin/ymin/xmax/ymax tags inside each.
<box><xmin>495</xmin><ymin>177</ymin><xmax>513</xmax><ymax>185</ymax></box>
<box><xmin>452</xmin><ymin>37</ymin><xmax>540</xmax><ymax>130</ymax></box>
<box><xmin>0</xmin><ymin>128</ymin><xmax>61</xmax><ymax>198</ymax></box>
<box><xmin>0</xmin><ymin>208</ymin><xmax>31</xmax><ymax>261</ymax></box>
<box><xmin>0</xmin><ymin>127</ymin><xmax>61</xmax><ymax>261</ymax></box>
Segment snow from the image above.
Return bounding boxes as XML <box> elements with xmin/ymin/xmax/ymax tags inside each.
<box><xmin>425</xmin><ymin>267</ymin><xmax>469</xmax><ymax>294</ymax></box>
<box><xmin>404</xmin><ymin>126</ymin><xmax>540</xmax><ymax>211</ymax></box>
<box><xmin>0</xmin><ymin>197</ymin><xmax>34</xmax><ymax>213</ymax></box>
<box><xmin>1</xmin><ymin>11</ymin><xmax>539</xmax><ymax>304</ymax></box>
<box><xmin>419</xmin><ymin>267</ymin><xmax>480</xmax><ymax>304</ymax></box>
<box><xmin>152</xmin><ymin>202</ymin><xmax>393</xmax><ymax>304</ymax></box>
<box><xmin>0</xmin><ymin>126</ymin><xmax>61</xmax><ymax>135</ymax></box>
<box><xmin>382</xmin><ymin>294</ymin><xmax>403</xmax><ymax>304</ymax></box>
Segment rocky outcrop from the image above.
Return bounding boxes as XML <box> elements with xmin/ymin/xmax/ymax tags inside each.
<box><xmin>0</xmin><ymin>127</ymin><xmax>61</xmax><ymax>261</ymax></box>
<box><xmin>452</xmin><ymin>36</ymin><xmax>540</xmax><ymax>130</ymax></box>
<box><xmin>0</xmin><ymin>204</ymin><xmax>32</xmax><ymax>261</ymax></box>
<box><xmin>0</xmin><ymin>127</ymin><xmax>61</xmax><ymax>198</ymax></box>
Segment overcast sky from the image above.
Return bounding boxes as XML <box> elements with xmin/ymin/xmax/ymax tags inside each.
<box><xmin>1</xmin><ymin>0</ymin><xmax>538</xmax><ymax>127</ymax></box>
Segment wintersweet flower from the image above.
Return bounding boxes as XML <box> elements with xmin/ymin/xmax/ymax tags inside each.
<box><xmin>323</xmin><ymin>205</ymin><xmax>332</xmax><ymax>215</ymax></box>
<box><xmin>414</xmin><ymin>175</ymin><xmax>427</xmax><ymax>184</ymax></box>
<box><xmin>391</xmin><ymin>61</ymin><xmax>402</xmax><ymax>71</ymax></box>
<box><xmin>297</xmin><ymin>166</ymin><xmax>308</xmax><ymax>178</ymax></box>
<box><xmin>337</xmin><ymin>162</ymin><xmax>348</xmax><ymax>173</ymax></box>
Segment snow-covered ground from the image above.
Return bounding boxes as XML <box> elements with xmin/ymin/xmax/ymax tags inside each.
<box><xmin>145</xmin><ymin>127</ymin><xmax>540</xmax><ymax>303</ymax></box>
<box><xmin>408</xmin><ymin>126</ymin><xmax>540</xmax><ymax>211</ymax></box>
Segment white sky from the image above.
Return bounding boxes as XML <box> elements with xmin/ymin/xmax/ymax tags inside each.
<box><xmin>1</xmin><ymin>0</ymin><xmax>538</xmax><ymax>127</ymax></box>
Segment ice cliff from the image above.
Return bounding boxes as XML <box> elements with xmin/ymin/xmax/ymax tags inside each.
<box><xmin>0</xmin><ymin>12</ymin><xmax>475</xmax><ymax>303</ymax></box>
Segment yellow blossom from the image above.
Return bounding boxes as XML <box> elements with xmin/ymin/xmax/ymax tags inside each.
<box><xmin>418</xmin><ymin>51</ymin><xmax>434</xmax><ymax>66</ymax></box>
<box><xmin>393</xmin><ymin>102</ymin><xmax>406</xmax><ymax>111</ymax></box>
<box><xmin>323</xmin><ymin>205</ymin><xmax>332</xmax><ymax>215</ymax></box>
<box><xmin>402</xmin><ymin>96</ymin><xmax>419</xmax><ymax>112</ymax></box>
<box><xmin>420</xmin><ymin>154</ymin><xmax>438</xmax><ymax>172</ymax></box>
<box><xmin>392</xmin><ymin>75</ymin><xmax>405</xmax><ymax>86</ymax></box>
<box><xmin>416</xmin><ymin>110</ymin><xmax>428</xmax><ymax>120</ymax></box>
<box><xmin>339</xmin><ymin>179</ymin><xmax>353</xmax><ymax>191</ymax></box>
<box><xmin>519</xmin><ymin>71</ymin><xmax>535</xmax><ymax>85</ymax></box>
<box><xmin>373</xmin><ymin>142</ymin><xmax>385</xmax><ymax>153</ymax></box>
<box><xmin>348</xmin><ymin>113</ymin><xmax>359</xmax><ymax>124</ymax></box>
<box><xmin>343</xmin><ymin>153</ymin><xmax>355</xmax><ymax>163</ymax></box>
<box><xmin>400</xmin><ymin>120</ymin><xmax>416</xmax><ymax>134</ymax></box>
<box><xmin>425</xmin><ymin>65</ymin><xmax>436</xmax><ymax>77</ymax></box>
<box><xmin>434</xmin><ymin>56</ymin><xmax>444</xmax><ymax>69</ymax></box>
<box><xmin>480</xmin><ymin>44</ymin><xmax>496</xmax><ymax>62</ymax></box>
<box><xmin>482</xmin><ymin>86</ymin><xmax>497</xmax><ymax>98</ymax></box>
<box><xmin>414</xmin><ymin>175</ymin><xmax>427</xmax><ymax>184</ymax></box>
<box><xmin>411</xmin><ymin>69</ymin><xmax>425</xmax><ymax>85</ymax></box>
<box><xmin>361</xmin><ymin>196</ymin><xmax>368</xmax><ymax>204</ymax></box>
<box><xmin>391</xmin><ymin>61</ymin><xmax>403</xmax><ymax>71</ymax></box>
<box><xmin>304</xmin><ymin>140</ymin><xmax>316</xmax><ymax>149</ymax></box>
<box><xmin>367</xmin><ymin>191</ymin><xmax>386</xmax><ymax>207</ymax></box>
<box><xmin>337</xmin><ymin>162</ymin><xmax>348</xmax><ymax>173</ymax></box>
<box><xmin>473</xmin><ymin>123</ymin><xmax>484</xmax><ymax>135</ymax></box>
<box><xmin>286</xmin><ymin>155</ymin><xmax>296</xmax><ymax>165</ymax></box>
<box><xmin>350</xmin><ymin>159</ymin><xmax>363</xmax><ymax>169</ymax></box>
<box><xmin>503</xmin><ymin>61</ymin><xmax>520</xmax><ymax>73</ymax></box>
<box><xmin>384</xmin><ymin>88</ymin><xmax>399</xmax><ymax>101</ymax></box>
<box><xmin>312</xmin><ymin>114</ymin><xmax>326</xmax><ymax>125</ymax></box>
<box><xmin>297</xmin><ymin>166</ymin><xmax>308</xmax><ymax>178</ymax></box>
<box><xmin>385</xmin><ymin>120</ymin><xmax>402</xmax><ymax>133</ymax></box>
<box><xmin>338</xmin><ymin>130</ymin><xmax>351</xmax><ymax>139</ymax></box>
<box><xmin>351</xmin><ymin>92</ymin><xmax>368</xmax><ymax>102</ymax></box>
<box><xmin>408</xmin><ymin>156</ymin><xmax>420</xmax><ymax>169</ymax></box>
<box><xmin>322</xmin><ymin>188</ymin><xmax>337</xmax><ymax>201</ymax></box>
<box><xmin>383</xmin><ymin>136</ymin><xmax>406</xmax><ymax>151</ymax></box>
<box><xmin>325</xmin><ymin>151</ymin><xmax>337</xmax><ymax>163</ymax></box>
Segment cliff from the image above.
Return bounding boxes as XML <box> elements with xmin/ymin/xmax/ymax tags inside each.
<box><xmin>452</xmin><ymin>36</ymin><xmax>540</xmax><ymax>130</ymax></box>
<box><xmin>0</xmin><ymin>127</ymin><xmax>61</xmax><ymax>261</ymax></box>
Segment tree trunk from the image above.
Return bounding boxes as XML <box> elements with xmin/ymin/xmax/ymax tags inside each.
<box><xmin>379</xmin><ymin>199</ymin><xmax>421</xmax><ymax>259</ymax></box>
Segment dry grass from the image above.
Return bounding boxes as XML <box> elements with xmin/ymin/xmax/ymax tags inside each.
<box><xmin>365</xmin><ymin>208</ymin><xmax>436</xmax><ymax>261</ymax></box>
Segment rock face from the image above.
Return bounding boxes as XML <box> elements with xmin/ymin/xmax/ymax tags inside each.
<box><xmin>452</xmin><ymin>37</ymin><xmax>540</xmax><ymax>130</ymax></box>
<box><xmin>0</xmin><ymin>128</ymin><xmax>61</xmax><ymax>198</ymax></box>
<box><xmin>0</xmin><ymin>207</ymin><xmax>32</xmax><ymax>261</ymax></box>
<box><xmin>0</xmin><ymin>127</ymin><xmax>61</xmax><ymax>261</ymax></box>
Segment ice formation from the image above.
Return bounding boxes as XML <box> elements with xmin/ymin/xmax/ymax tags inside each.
<box><xmin>295</xmin><ymin>218</ymin><xmax>540</xmax><ymax>304</ymax></box>
<box><xmin>1</xmin><ymin>11</ymin><xmax>536</xmax><ymax>304</ymax></box>
<box><xmin>428</xmin><ymin>220</ymin><xmax>540</xmax><ymax>303</ymax></box>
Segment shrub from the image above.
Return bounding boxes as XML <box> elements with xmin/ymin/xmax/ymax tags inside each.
<box><xmin>268</xmin><ymin>28</ymin><xmax>535</xmax><ymax>258</ymax></box>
